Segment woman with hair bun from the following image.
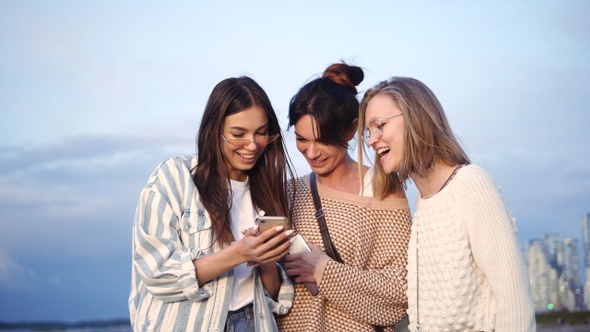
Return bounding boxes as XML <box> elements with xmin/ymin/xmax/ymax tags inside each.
<box><xmin>278</xmin><ymin>63</ymin><xmax>412</xmax><ymax>332</ymax></box>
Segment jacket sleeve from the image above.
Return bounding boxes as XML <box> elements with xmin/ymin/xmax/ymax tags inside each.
<box><xmin>463</xmin><ymin>167</ymin><xmax>536</xmax><ymax>332</ymax></box>
<box><xmin>316</xmin><ymin>209</ymin><xmax>411</xmax><ymax>326</ymax></box>
<box><xmin>261</xmin><ymin>262</ymin><xmax>295</xmax><ymax>315</ymax></box>
<box><xmin>131</xmin><ymin>160</ymin><xmax>213</xmax><ymax>303</ymax></box>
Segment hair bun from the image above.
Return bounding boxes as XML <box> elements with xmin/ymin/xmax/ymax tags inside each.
<box><xmin>322</xmin><ymin>62</ymin><xmax>364</xmax><ymax>95</ymax></box>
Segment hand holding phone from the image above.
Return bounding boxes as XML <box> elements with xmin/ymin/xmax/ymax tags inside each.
<box><xmin>288</xmin><ymin>234</ymin><xmax>319</xmax><ymax>296</ymax></box>
<box><xmin>289</xmin><ymin>234</ymin><xmax>311</xmax><ymax>254</ymax></box>
<box><xmin>255</xmin><ymin>215</ymin><xmax>292</xmax><ymax>252</ymax></box>
<box><xmin>256</xmin><ymin>216</ymin><xmax>288</xmax><ymax>234</ymax></box>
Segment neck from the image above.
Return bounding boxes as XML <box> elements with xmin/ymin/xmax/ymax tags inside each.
<box><xmin>411</xmin><ymin>162</ymin><xmax>460</xmax><ymax>198</ymax></box>
<box><xmin>315</xmin><ymin>155</ymin><xmax>367</xmax><ymax>194</ymax></box>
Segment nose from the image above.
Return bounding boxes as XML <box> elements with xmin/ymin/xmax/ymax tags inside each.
<box><xmin>306</xmin><ymin>142</ymin><xmax>321</xmax><ymax>159</ymax></box>
<box><xmin>366</xmin><ymin>134</ymin><xmax>378</xmax><ymax>148</ymax></box>
<box><xmin>244</xmin><ymin>140</ymin><xmax>258</xmax><ymax>151</ymax></box>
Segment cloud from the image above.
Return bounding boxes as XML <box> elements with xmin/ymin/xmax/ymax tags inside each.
<box><xmin>0</xmin><ymin>248</ymin><xmax>57</xmax><ymax>292</ymax></box>
<box><xmin>0</xmin><ymin>134</ymin><xmax>190</xmax><ymax>260</ymax></box>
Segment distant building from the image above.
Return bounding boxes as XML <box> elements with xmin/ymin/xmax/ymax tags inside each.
<box><xmin>527</xmin><ymin>239</ymin><xmax>558</xmax><ymax>311</ymax></box>
<box><xmin>527</xmin><ymin>233</ymin><xmax>583</xmax><ymax>312</ymax></box>
<box><xmin>583</xmin><ymin>213</ymin><xmax>590</xmax><ymax>310</ymax></box>
<box><xmin>563</xmin><ymin>238</ymin><xmax>582</xmax><ymax>310</ymax></box>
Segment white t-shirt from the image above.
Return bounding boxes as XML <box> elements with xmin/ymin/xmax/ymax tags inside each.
<box><xmin>360</xmin><ymin>168</ymin><xmax>374</xmax><ymax>197</ymax></box>
<box><xmin>228</xmin><ymin>179</ymin><xmax>256</xmax><ymax>311</ymax></box>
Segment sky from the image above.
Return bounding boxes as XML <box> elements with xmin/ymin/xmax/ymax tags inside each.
<box><xmin>1</xmin><ymin>0</ymin><xmax>589</xmax><ymax>323</ymax></box>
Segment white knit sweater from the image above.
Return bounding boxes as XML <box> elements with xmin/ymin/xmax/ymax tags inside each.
<box><xmin>406</xmin><ymin>165</ymin><xmax>536</xmax><ymax>332</ymax></box>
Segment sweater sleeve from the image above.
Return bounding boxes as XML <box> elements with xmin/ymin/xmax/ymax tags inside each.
<box><xmin>131</xmin><ymin>160</ymin><xmax>212</xmax><ymax>303</ymax></box>
<box><xmin>461</xmin><ymin>167</ymin><xmax>536</xmax><ymax>331</ymax></box>
<box><xmin>316</xmin><ymin>209</ymin><xmax>411</xmax><ymax>326</ymax></box>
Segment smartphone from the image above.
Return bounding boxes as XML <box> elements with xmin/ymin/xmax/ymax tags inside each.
<box><xmin>288</xmin><ymin>234</ymin><xmax>319</xmax><ymax>296</ymax></box>
<box><xmin>256</xmin><ymin>216</ymin><xmax>288</xmax><ymax>234</ymax></box>
<box><xmin>289</xmin><ymin>234</ymin><xmax>311</xmax><ymax>254</ymax></box>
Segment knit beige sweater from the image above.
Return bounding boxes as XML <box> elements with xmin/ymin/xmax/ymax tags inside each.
<box><xmin>277</xmin><ymin>174</ymin><xmax>412</xmax><ymax>332</ymax></box>
<box><xmin>407</xmin><ymin>165</ymin><xmax>536</xmax><ymax>331</ymax></box>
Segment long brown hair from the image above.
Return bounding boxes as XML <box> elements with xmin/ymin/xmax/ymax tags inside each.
<box><xmin>358</xmin><ymin>76</ymin><xmax>470</xmax><ymax>193</ymax></box>
<box><xmin>193</xmin><ymin>76</ymin><xmax>296</xmax><ymax>246</ymax></box>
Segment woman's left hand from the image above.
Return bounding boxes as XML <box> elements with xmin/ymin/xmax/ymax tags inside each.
<box><xmin>240</xmin><ymin>226</ymin><xmax>292</xmax><ymax>267</ymax></box>
<box><xmin>283</xmin><ymin>240</ymin><xmax>325</xmax><ymax>284</ymax></box>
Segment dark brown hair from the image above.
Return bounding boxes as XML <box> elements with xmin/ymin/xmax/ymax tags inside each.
<box><xmin>193</xmin><ymin>76</ymin><xmax>296</xmax><ymax>246</ymax></box>
<box><xmin>288</xmin><ymin>62</ymin><xmax>364</xmax><ymax>148</ymax></box>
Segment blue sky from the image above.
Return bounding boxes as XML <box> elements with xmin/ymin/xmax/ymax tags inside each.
<box><xmin>1</xmin><ymin>0</ymin><xmax>589</xmax><ymax>323</ymax></box>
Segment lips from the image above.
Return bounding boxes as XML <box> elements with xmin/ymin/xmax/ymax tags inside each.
<box><xmin>376</xmin><ymin>147</ymin><xmax>391</xmax><ymax>163</ymax></box>
<box><xmin>237</xmin><ymin>152</ymin><xmax>257</xmax><ymax>164</ymax></box>
<box><xmin>238</xmin><ymin>153</ymin><xmax>255</xmax><ymax>160</ymax></box>
<box><xmin>309</xmin><ymin>157</ymin><xmax>328</xmax><ymax>167</ymax></box>
<box><xmin>377</xmin><ymin>147</ymin><xmax>390</xmax><ymax>155</ymax></box>
<box><xmin>377</xmin><ymin>147</ymin><xmax>390</xmax><ymax>156</ymax></box>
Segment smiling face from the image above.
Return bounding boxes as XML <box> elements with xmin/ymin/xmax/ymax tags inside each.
<box><xmin>364</xmin><ymin>94</ymin><xmax>405</xmax><ymax>175</ymax></box>
<box><xmin>294</xmin><ymin>114</ymin><xmax>351</xmax><ymax>177</ymax></box>
<box><xmin>221</xmin><ymin>105</ymin><xmax>270</xmax><ymax>181</ymax></box>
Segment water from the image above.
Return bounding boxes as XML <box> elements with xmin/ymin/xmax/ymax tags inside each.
<box><xmin>0</xmin><ymin>328</ymin><xmax>131</xmax><ymax>332</ymax></box>
<box><xmin>537</xmin><ymin>326</ymin><xmax>590</xmax><ymax>332</ymax></box>
<box><xmin>3</xmin><ymin>323</ymin><xmax>588</xmax><ymax>331</ymax></box>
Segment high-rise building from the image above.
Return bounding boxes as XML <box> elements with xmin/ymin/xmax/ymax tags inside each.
<box><xmin>582</xmin><ymin>213</ymin><xmax>590</xmax><ymax>310</ymax></box>
<box><xmin>528</xmin><ymin>239</ymin><xmax>558</xmax><ymax>311</ymax></box>
<box><xmin>526</xmin><ymin>233</ymin><xmax>583</xmax><ymax>312</ymax></box>
<box><xmin>544</xmin><ymin>233</ymin><xmax>561</xmax><ymax>268</ymax></box>
<box><xmin>562</xmin><ymin>238</ymin><xmax>581</xmax><ymax>311</ymax></box>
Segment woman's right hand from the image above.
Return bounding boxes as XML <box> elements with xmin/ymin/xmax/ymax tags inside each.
<box><xmin>194</xmin><ymin>226</ymin><xmax>292</xmax><ymax>284</ymax></box>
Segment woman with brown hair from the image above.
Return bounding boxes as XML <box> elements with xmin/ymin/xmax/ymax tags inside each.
<box><xmin>278</xmin><ymin>63</ymin><xmax>412</xmax><ymax>332</ymax></box>
<box><xmin>129</xmin><ymin>76</ymin><xmax>297</xmax><ymax>331</ymax></box>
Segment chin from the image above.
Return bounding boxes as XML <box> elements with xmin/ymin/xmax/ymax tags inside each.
<box><xmin>381</xmin><ymin>163</ymin><xmax>397</xmax><ymax>175</ymax></box>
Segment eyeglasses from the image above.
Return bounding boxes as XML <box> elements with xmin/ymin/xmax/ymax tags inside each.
<box><xmin>364</xmin><ymin>113</ymin><xmax>403</xmax><ymax>143</ymax></box>
<box><xmin>221</xmin><ymin>134</ymin><xmax>279</xmax><ymax>148</ymax></box>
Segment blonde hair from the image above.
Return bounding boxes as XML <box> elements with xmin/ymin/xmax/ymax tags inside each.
<box><xmin>358</xmin><ymin>77</ymin><xmax>470</xmax><ymax>195</ymax></box>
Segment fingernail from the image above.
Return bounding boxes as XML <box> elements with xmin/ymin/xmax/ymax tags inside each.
<box><xmin>290</xmin><ymin>237</ymin><xmax>296</xmax><ymax>243</ymax></box>
<box><xmin>285</xmin><ymin>230</ymin><xmax>295</xmax><ymax>236</ymax></box>
<box><xmin>275</xmin><ymin>226</ymin><xmax>284</xmax><ymax>231</ymax></box>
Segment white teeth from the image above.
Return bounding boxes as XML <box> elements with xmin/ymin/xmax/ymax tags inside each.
<box><xmin>239</xmin><ymin>153</ymin><xmax>255</xmax><ymax>159</ymax></box>
<box><xmin>377</xmin><ymin>147</ymin><xmax>390</xmax><ymax>156</ymax></box>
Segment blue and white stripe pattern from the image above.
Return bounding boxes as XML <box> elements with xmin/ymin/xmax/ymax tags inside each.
<box><xmin>129</xmin><ymin>155</ymin><xmax>294</xmax><ymax>331</ymax></box>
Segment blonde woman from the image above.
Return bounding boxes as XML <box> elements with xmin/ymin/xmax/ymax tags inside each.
<box><xmin>358</xmin><ymin>76</ymin><xmax>535</xmax><ymax>331</ymax></box>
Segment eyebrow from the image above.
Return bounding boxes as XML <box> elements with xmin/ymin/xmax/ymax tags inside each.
<box><xmin>294</xmin><ymin>131</ymin><xmax>320</xmax><ymax>141</ymax></box>
<box><xmin>293</xmin><ymin>131</ymin><xmax>308</xmax><ymax>138</ymax></box>
<box><xmin>228</xmin><ymin>124</ymin><xmax>269</xmax><ymax>131</ymax></box>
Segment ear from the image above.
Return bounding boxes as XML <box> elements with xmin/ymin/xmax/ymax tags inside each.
<box><xmin>345</xmin><ymin>118</ymin><xmax>359</xmax><ymax>141</ymax></box>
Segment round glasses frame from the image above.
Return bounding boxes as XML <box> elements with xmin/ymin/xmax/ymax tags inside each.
<box><xmin>363</xmin><ymin>113</ymin><xmax>403</xmax><ymax>144</ymax></box>
<box><xmin>221</xmin><ymin>134</ymin><xmax>279</xmax><ymax>148</ymax></box>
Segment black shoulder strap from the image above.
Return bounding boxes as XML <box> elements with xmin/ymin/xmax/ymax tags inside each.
<box><xmin>309</xmin><ymin>172</ymin><xmax>343</xmax><ymax>263</ymax></box>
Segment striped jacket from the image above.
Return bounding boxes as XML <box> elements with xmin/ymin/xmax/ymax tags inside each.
<box><xmin>129</xmin><ymin>155</ymin><xmax>294</xmax><ymax>332</ymax></box>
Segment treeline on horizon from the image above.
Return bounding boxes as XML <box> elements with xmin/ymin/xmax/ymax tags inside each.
<box><xmin>0</xmin><ymin>318</ymin><xmax>130</xmax><ymax>330</ymax></box>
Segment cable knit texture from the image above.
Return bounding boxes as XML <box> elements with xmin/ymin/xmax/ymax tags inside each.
<box><xmin>406</xmin><ymin>165</ymin><xmax>536</xmax><ymax>332</ymax></box>
<box><xmin>277</xmin><ymin>174</ymin><xmax>412</xmax><ymax>332</ymax></box>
